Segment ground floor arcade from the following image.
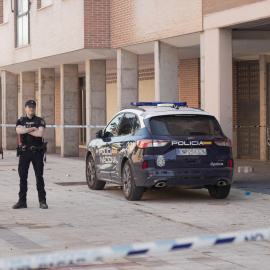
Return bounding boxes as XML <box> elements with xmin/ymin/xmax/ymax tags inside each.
<box><xmin>1</xmin><ymin>28</ymin><xmax>270</xmax><ymax>161</ymax></box>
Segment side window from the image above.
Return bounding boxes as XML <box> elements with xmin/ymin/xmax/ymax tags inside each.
<box><xmin>133</xmin><ymin>116</ymin><xmax>141</xmax><ymax>132</ymax></box>
<box><xmin>118</xmin><ymin>113</ymin><xmax>135</xmax><ymax>136</ymax></box>
<box><xmin>104</xmin><ymin>113</ymin><xmax>124</xmax><ymax>138</ymax></box>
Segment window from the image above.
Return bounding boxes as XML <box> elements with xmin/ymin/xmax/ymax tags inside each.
<box><xmin>104</xmin><ymin>114</ymin><xmax>124</xmax><ymax>138</ymax></box>
<box><xmin>118</xmin><ymin>114</ymin><xmax>141</xmax><ymax>136</ymax></box>
<box><xmin>133</xmin><ymin>116</ymin><xmax>140</xmax><ymax>132</ymax></box>
<box><xmin>16</xmin><ymin>0</ymin><xmax>30</xmax><ymax>47</ymax></box>
<box><xmin>150</xmin><ymin>115</ymin><xmax>222</xmax><ymax>136</ymax></box>
<box><xmin>2</xmin><ymin>0</ymin><xmax>9</xmax><ymax>23</ymax></box>
<box><xmin>118</xmin><ymin>114</ymin><xmax>135</xmax><ymax>136</ymax></box>
<box><xmin>41</xmin><ymin>0</ymin><xmax>52</xmax><ymax>8</ymax></box>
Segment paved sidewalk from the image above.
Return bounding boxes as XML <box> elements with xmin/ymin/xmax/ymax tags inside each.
<box><xmin>233</xmin><ymin>159</ymin><xmax>270</xmax><ymax>194</ymax></box>
<box><xmin>0</xmin><ymin>151</ymin><xmax>270</xmax><ymax>270</ymax></box>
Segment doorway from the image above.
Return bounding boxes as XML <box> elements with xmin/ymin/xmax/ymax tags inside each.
<box><xmin>267</xmin><ymin>64</ymin><xmax>270</xmax><ymax>161</ymax></box>
<box><xmin>237</xmin><ymin>61</ymin><xmax>260</xmax><ymax>159</ymax></box>
<box><xmin>79</xmin><ymin>77</ymin><xmax>86</xmax><ymax>146</ymax></box>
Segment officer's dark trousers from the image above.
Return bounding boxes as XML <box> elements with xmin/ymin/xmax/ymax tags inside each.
<box><xmin>18</xmin><ymin>150</ymin><xmax>46</xmax><ymax>203</ymax></box>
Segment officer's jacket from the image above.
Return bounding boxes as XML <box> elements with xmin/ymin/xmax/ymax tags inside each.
<box><xmin>16</xmin><ymin>115</ymin><xmax>46</xmax><ymax>146</ymax></box>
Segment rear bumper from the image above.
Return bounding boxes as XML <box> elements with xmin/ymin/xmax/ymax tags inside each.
<box><xmin>134</xmin><ymin>167</ymin><xmax>233</xmax><ymax>187</ymax></box>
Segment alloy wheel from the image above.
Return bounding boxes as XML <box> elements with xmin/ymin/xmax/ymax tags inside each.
<box><xmin>123</xmin><ymin>165</ymin><xmax>131</xmax><ymax>197</ymax></box>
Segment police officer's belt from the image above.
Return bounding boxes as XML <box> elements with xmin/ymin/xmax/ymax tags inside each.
<box><xmin>27</xmin><ymin>145</ymin><xmax>44</xmax><ymax>152</ymax></box>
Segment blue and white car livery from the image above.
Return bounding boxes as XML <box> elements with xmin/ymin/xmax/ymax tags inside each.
<box><xmin>86</xmin><ymin>102</ymin><xmax>233</xmax><ymax>201</ymax></box>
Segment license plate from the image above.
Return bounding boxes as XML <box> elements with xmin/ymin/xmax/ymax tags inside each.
<box><xmin>176</xmin><ymin>148</ymin><xmax>207</xmax><ymax>156</ymax></box>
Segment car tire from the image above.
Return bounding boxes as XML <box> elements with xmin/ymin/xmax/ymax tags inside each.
<box><xmin>86</xmin><ymin>155</ymin><xmax>106</xmax><ymax>190</ymax></box>
<box><xmin>122</xmin><ymin>161</ymin><xmax>144</xmax><ymax>201</ymax></box>
<box><xmin>208</xmin><ymin>184</ymin><xmax>231</xmax><ymax>199</ymax></box>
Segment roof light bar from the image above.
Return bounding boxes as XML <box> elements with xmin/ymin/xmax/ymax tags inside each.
<box><xmin>131</xmin><ymin>102</ymin><xmax>187</xmax><ymax>107</ymax></box>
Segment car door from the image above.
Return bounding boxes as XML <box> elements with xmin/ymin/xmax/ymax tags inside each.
<box><xmin>110</xmin><ymin>113</ymin><xmax>138</xmax><ymax>183</ymax></box>
<box><xmin>95</xmin><ymin>113</ymin><xmax>124</xmax><ymax>181</ymax></box>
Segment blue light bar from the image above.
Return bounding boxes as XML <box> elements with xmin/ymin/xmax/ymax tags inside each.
<box><xmin>131</xmin><ymin>101</ymin><xmax>187</xmax><ymax>107</ymax></box>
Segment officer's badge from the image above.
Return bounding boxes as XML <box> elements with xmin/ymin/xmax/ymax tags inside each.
<box><xmin>156</xmin><ymin>155</ymin><xmax>165</xmax><ymax>167</ymax></box>
<box><xmin>41</xmin><ymin>120</ymin><xmax>46</xmax><ymax>126</ymax></box>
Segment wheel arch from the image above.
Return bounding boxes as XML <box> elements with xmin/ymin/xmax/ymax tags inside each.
<box><xmin>86</xmin><ymin>151</ymin><xmax>92</xmax><ymax>161</ymax></box>
<box><xmin>120</xmin><ymin>157</ymin><xmax>129</xmax><ymax>178</ymax></box>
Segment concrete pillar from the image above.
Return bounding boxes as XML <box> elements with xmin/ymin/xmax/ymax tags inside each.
<box><xmin>202</xmin><ymin>29</ymin><xmax>233</xmax><ymax>141</ymax></box>
<box><xmin>0</xmin><ymin>77</ymin><xmax>2</xmax><ymax>147</ymax></box>
<box><xmin>1</xmin><ymin>71</ymin><xmax>18</xmax><ymax>150</ymax></box>
<box><xmin>60</xmin><ymin>64</ymin><xmax>79</xmax><ymax>157</ymax></box>
<box><xmin>154</xmin><ymin>41</ymin><xmax>179</xmax><ymax>102</ymax></box>
<box><xmin>38</xmin><ymin>68</ymin><xmax>55</xmax><ymax>154</ymax></box>
<box><xmin>20</xmin><ymin>72</ymin><xmax>35</xmax><ymax>116</ymax></box>
<box><xmin>259</xmin><ymin>55</ymin><xmax>270</xmax><ymax>161</ymax></box>
<box><xmin>85</xmin><ymin>60</ymin><xmax>106</xmax><ymax>144</ymax></box>
<box><xmin>117</xmin><ymin>49</ymin><xmax>138</xmax><ymax>111</ymax></box>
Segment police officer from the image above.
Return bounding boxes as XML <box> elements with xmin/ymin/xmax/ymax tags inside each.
<box><xmin>13</xmin><ymin>100</ymin><xmax>48</xmax><ymax>209</ymax></box>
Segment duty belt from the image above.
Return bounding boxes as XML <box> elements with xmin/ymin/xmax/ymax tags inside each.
<box><xmin>27</xmin><ymin>145</ymin><xmax>44</xmax><ymax>152</ymax></box>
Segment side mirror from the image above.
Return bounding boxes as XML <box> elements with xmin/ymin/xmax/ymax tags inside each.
<box><xmin>95</xmin><ymin>130</ymin><xmax>103</xmax><ymax>138</ymax></box>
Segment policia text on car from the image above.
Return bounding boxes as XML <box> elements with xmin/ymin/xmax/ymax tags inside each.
<box><xmin>13</xmin><ymin>100</ymin><xmax>48</xmax><ymax>209</ymax></box>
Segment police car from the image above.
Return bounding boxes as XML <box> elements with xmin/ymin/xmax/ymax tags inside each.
<box><xmin>85</xmin><ymin>102</ymin><xmax>233</xmax><ymax>201</ymax></box>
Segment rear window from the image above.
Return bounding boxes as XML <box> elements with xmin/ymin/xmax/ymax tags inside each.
<box><xmin>150</xmin><ymin>115</ymin><xmax>222</xmax><ymax>136</ymax></box>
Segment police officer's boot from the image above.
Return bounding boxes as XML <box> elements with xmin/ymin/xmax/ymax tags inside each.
<box><xmin>39</xmin><ymin>202</ymin><xmax>48</xmax><ymax>209</ymax></box>
<box><xmin>12</xmin><ymin>201</ymin><xmax>27</xmax><ymax>209</ymax></box>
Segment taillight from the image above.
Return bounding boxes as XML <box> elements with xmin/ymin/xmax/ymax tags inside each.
<box><xmin>229</xmin><ymin>159</ymin><xmax>234</xmax><ymax>168</ymax></box>
<box><xmin>142</xmin><ymin>161</ymin><xmax>148</xmax><ymax>169</ymax></box>
<box><xmin>137</xmin><ymin>140</ymin><xmax>152</xmax><ymax>148</ymax></box>
<box><xmin>137</xmin><ymin>140</ymin><xmax>170</xmax><ymax>148</ymax></box>
<box><xmin>214</xmin><ymin>139</ymin><xmax>232</xmax><ymax>147</ymax></box>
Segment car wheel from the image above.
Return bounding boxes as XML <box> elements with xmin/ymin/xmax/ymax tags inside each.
<box><xmin>86</xmin><ymin>155</ymin><xmax>106</xmax><ymax>190</ymax></box>
<box><xmin>208</xmin><ymin>184</ymin><xmax>231</xmax><ymax>199</ymax></box>
<box><xmin>122</xmin><ymin>161</ymin><xmax>144</xmax><ymax>201</ymax></box>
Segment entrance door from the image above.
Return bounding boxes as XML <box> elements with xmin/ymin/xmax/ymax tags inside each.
<box><xmin>79</xmin><ymin>77</ymin><xmax>86</xmax><ymax>145</ymax></box>
<box><xmin>237</xmin><ymin>61</ymin><xmax>260</xmax><ymax>159</ymax></box>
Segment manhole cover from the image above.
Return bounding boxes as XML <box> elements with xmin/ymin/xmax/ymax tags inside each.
<box><xmin>55</xmin><ymin>182</ymin><xmax>87</xmax><ymax>186</ymax></box>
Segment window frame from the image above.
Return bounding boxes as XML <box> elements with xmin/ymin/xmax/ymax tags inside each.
<box><xmin>15</xmin><ymin>0</ymin><xmax>30</xmax><ymax>48</ymax></box>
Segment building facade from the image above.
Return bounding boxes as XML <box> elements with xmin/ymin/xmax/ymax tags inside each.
<box><xmin>0</xmin><ymin>0</ymin><xmax>270</xmax><ymax>160</ymax></box>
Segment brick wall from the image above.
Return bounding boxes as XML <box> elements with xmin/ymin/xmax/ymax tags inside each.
<box><xmin>203</xmin><ymin>0</ymin><xmax>265</xmax><ymax>15</ymax></box>
<box><xmin>0</xmin><ymin>0</ymin><xmax>3</xmax><ymax>24</ymax></box>
<box><xmin>179</xmin><ymin>59</ymin><xmax>200</xmax><ymax>108</ymax></box>
<box><xmin>84</xmin><ymin>0</ymin><xmax>110</xmax><ymax>49</ymax></box>
<box><xmin>37</xmin><ymin>0</ymin><xmax>41</xmax><ymax>9</ymax></box>
<box><xmin>110</xmin><ymin>0</ymin><xmax>202</xmax><ymax>48</ymax></box>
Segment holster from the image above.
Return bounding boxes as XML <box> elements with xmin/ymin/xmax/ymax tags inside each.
<box><xmin>16</xmin><ymin>145</ymin><xmax>21</xmax><ymax>157</ymax></box>
<box><xmin>29</xmin><ymin>142</ymin><xmax>47</xmax><ymax>154</ymax></box>
<box><xmin>29</xmin><ymin>142</ymin><xmax>48</xmax><ymax>162</ymax></box>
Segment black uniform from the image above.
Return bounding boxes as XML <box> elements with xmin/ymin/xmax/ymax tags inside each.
<box><xmin>16</xmin><ymin>115</ymin><xmax>46</xmax><ymax>204</ymax></box>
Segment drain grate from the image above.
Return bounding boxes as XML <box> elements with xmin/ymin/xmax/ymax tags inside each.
<box><xmin>55</xmin><ymin>182</ymin><xmax>87</xmax><ymax>186</ymax></box>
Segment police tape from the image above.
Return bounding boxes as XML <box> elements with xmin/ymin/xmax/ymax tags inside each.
<box><xmin>0</xmin><ymin>228</ymin><xmax>269</xmax><ymax>270</ymax></box>
<box><xmin>233</xmin><ymin>125</ymin><xmax>269</xmax><ymax>128</ymax></box>
<box><xmin>0</xmin><ymin>124</ymin><xmax>105</xmax><ymax>128</ymax></box>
